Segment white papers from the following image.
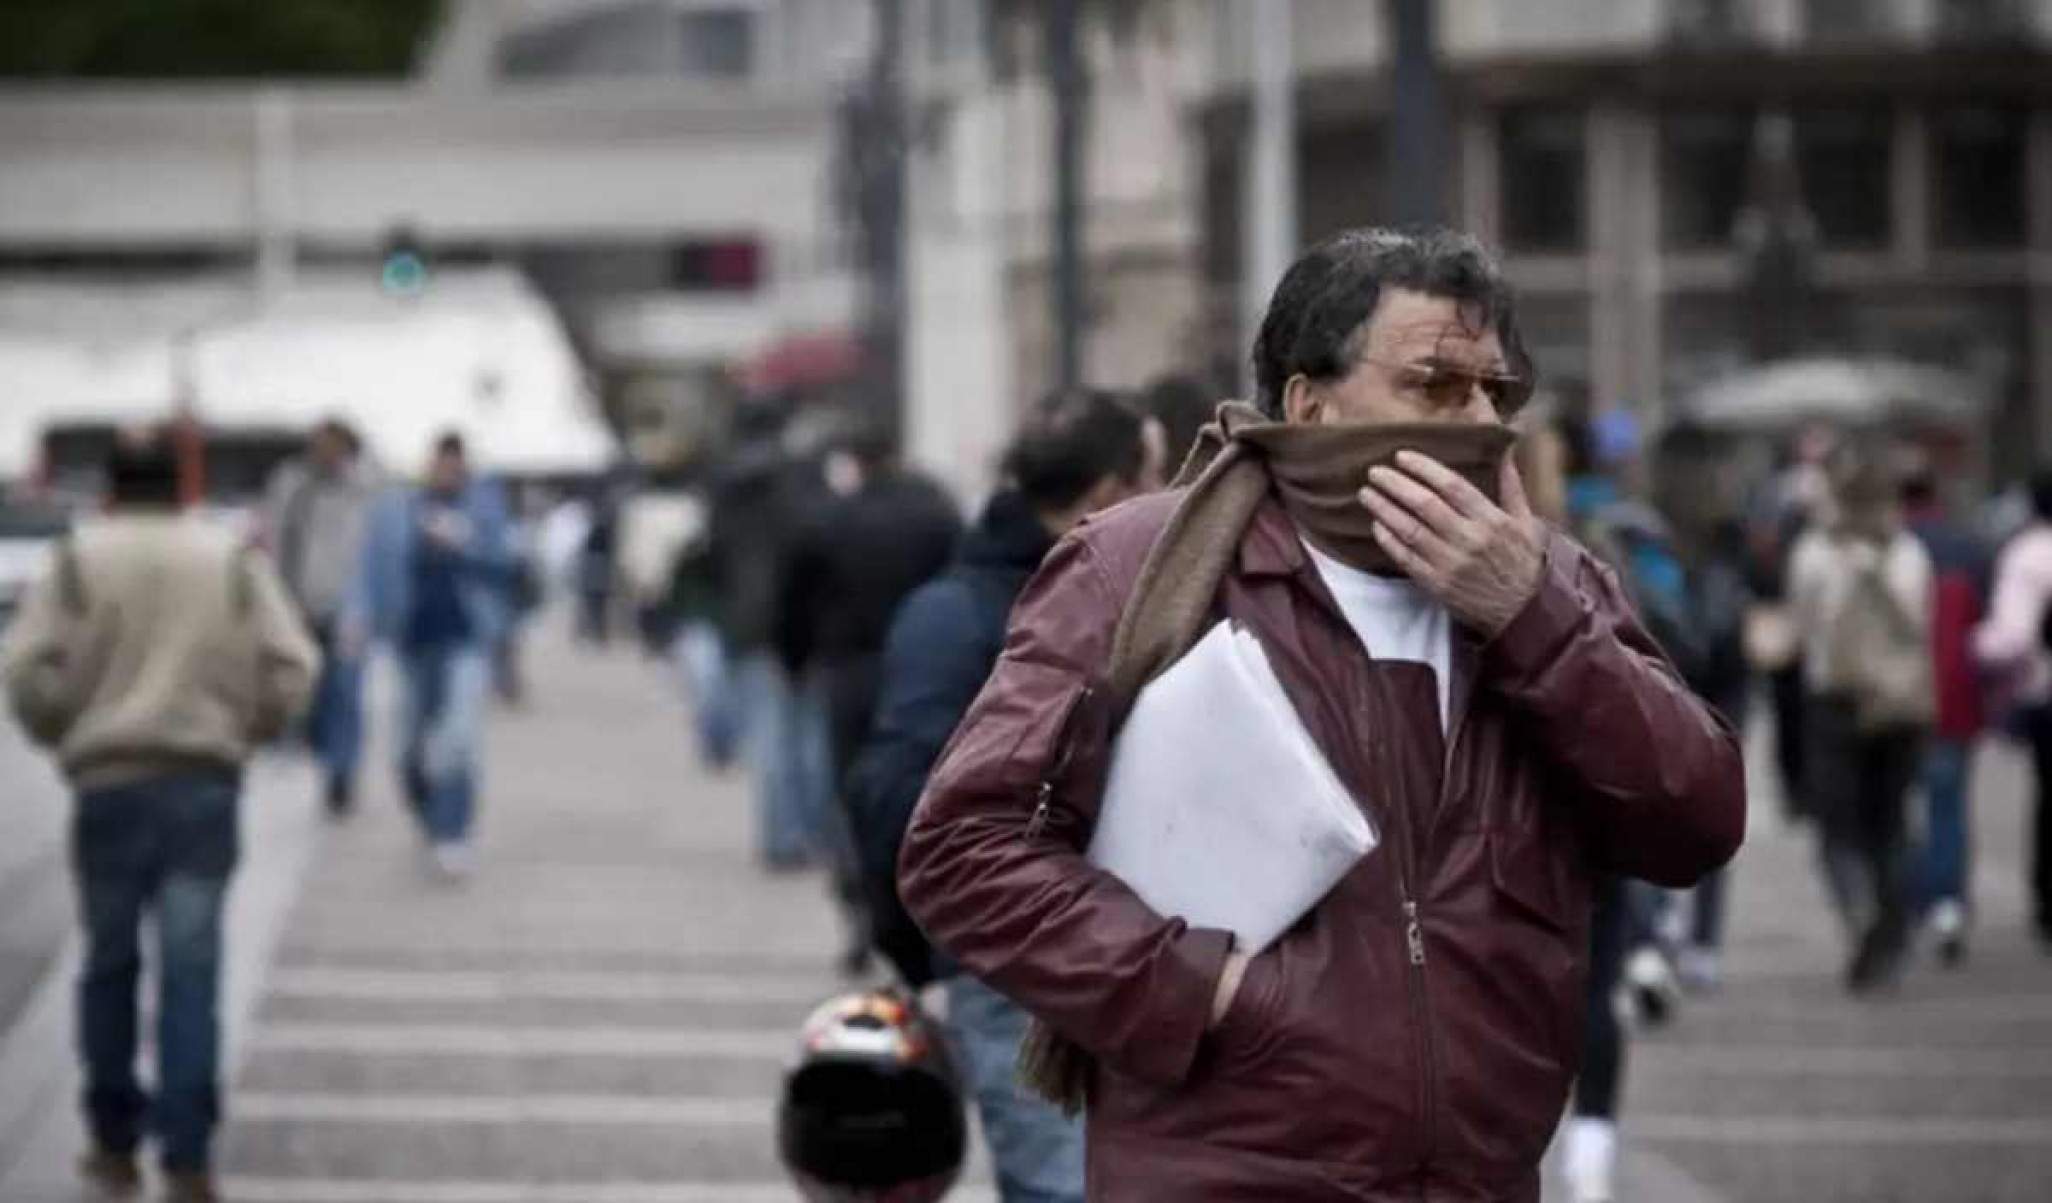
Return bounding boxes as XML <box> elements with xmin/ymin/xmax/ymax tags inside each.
<box><xmin>1086</xmin><ymin>621</ymin><xmax>1377</xmax><ymax>953</ymax></box>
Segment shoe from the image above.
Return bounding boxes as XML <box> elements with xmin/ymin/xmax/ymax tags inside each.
<box><xmin>1846</xmin><ymin>921</ymin><xmax>1907</xmax><ymax>994</ymax></box>
<box><xmin>163</xmin><ymin>1170</ymin><xmax>220</xmax><ymax>1203</ymax></box>
<box><xmin>1927</xmin><ymin>899</ymin><xmax>1968</xmax><ymax>968</ymax></box>
<box><xmin>1625</xmin><ymin>946</ymin><xmax>1681</xmax><ymax>1029</ymax></box>
<box><xmin>1677</xmin><ymin>945</ymin><xmax>1723</xmax><ymax>994</ymax></box>
<box><xmin>78</xmin><ymin>1147</ymin><xmax>141</xmax><ymax>1196</ymax></box>
<box><xmin>430</xmin><ymin>841</ymin><xmax>476</xmax><ymax>883</ymax></box>
<box><xmin>1561</xmin><ymin>1116</ymin><xmax>1617</xmax><ymax>1203</ymax></box>
<box><xmin>324</xmin><ymin>773</ymin><xmax>355</xmax><ymax>818</ymax></box>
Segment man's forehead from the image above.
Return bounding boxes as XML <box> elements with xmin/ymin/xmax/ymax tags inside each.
<box><xmin>1361</xmin><ymin>290</ymin><xmax>1504</xmax><ymax>362</ymax></box>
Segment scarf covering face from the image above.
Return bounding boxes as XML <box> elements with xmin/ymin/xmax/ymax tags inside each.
<box><xmin>1183</xmin><ymin>401</ymin><xmax>1520</xmax><ymax>574</ymax></box>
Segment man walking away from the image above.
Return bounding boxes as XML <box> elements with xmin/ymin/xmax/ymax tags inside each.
<box><xmin>4</xmin><ymin>435</ymin><xmax>318</xmax><ymax>1203</ymax></box>
<box><xmin>1789</xmin><ymin>440</ymin><xmax>1934</xmax><ymax>992</ymax></box>
<box><xmin>847</xmin><ymin>390</ymin><xmax>1153</xmax><ymax>1203</ymax></box>
<box><xmin>356</xmin><ymin>432</ymin><xmax>518</xmax><ymax>881</ymax></box>
<box><xmin>1903</xmin><ymin>464</ymin><xmax>1988</xmax><ymax>964</ymax></box>
<box><xmin>778</xmin><ymin>422</ymin><xmax>961</xmax><ymax>975</ymax></box>
<box><xmin>262</xmin><ymin>417</ymin><xmax>378</xmax><ymax>815</ymax></box>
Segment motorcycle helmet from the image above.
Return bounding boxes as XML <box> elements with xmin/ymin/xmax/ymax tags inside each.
<box><xmin>777</xmin><ymin>989</ymin><xmax>968</xmax><ymax>1202</ymax></box>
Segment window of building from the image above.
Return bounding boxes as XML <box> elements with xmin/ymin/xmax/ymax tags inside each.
<box><xmin>1498</xmin><ymin>106</ymin><xmax>1586</xmax><ymax>253</ymax></box>
<box><xmin>679</xmin><ymin>8</ymin><xmax>754</xmax><ymax>79</ymax></box>
<box><xmin>1661</xmin><ymin>109</ymin><xmax>1754</xmax><ymax>249</ymax></box>
<box><xmin>1931</xmin><ymin>106</ymin><xmax>2027</xmax><ymax>248</ymax></box>
<box><xmin>1804</xmin><ymin>0</ymin><xmax>1894</xmax><ymax>40</ymax></box>
<box><xmin>1794</xmin><ymin>107</ymin><xmax>1892</xmax><ymax>249</ymax></box>
<box><xmin>670</xmin><ymin>237</ymin><xmax>763</xmax><ymax>292</ymax></box>
<box><xmin>1935</xmin><ymin>0</ymin><xmax>2027</xmax><ymax>41</ymax></box>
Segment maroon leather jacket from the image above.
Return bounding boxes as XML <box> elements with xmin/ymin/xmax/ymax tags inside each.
<box><xmin>899</xmin><ymin>491</ymin><xmax>1745</xmax><ymax>1202</ymax></box>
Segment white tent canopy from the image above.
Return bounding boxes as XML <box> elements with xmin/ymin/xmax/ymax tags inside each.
<box><xmin>1677</xmin><ymin>356</ymin><xmax>1986</xmax><ymax>432</ymax></box>
<box><xmin>0</xmin><ymin>269</ymin><xmax>613</xmax><ymax>481</ymax></box>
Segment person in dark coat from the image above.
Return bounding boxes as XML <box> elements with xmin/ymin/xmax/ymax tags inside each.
<box><xmin>777</xmin><ymin>421</ymin><xmax>962</xmax><ymax>974</ymax></box>
<box><xmin>845</xmin><ymin>388</ymin><xmax>1156</xmax><ymax>1203</ymax></box>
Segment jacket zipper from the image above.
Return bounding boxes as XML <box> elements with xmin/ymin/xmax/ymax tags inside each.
<box><xmin>1023</xmin><ymin>685</ymin><xmax>1094</xmax><ymax>842</ymax></box>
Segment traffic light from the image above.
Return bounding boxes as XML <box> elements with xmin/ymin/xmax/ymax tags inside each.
<box><xmin>379</xmin><ymin>225</ymin><xmax>427</xmax><ymax>295</ymax></box>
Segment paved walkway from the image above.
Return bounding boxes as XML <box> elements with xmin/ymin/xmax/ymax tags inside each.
<box><xmin>0</xmin><ymin>620</ymin><xmax>2047</xmax><ymax>1201</ymax></box>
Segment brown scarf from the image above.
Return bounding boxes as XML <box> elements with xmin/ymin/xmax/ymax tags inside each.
<box><xmin>1019</xmin><ymin>401</ymin><xmax>1519</xmax><ymax>1111</ymax></box>
<box><xmin>1188</xmin><ymin>402</ymin><xmax>1519</xmax><ymax>575</ymax></box>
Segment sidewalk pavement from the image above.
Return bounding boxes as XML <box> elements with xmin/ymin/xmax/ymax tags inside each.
<box><xmin>1</xmin><ymin>620</ymin><xmax>2047</xmax><ymax>1201</ymax></box>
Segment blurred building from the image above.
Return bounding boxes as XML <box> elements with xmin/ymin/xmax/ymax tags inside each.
<box><xmin>0</xmin><ymin>0</ymin><xmax>872</xmax><ymax>473</ymax></box>
<box><xmin>3</xmin><ymin>1</ymin><xmax>2048</xmax><ymax>492</ymax></box>
<box><xmin>1177</xmin><ymin>0</ymin><xmax>2052</xmax><ymax>470</ymax></box>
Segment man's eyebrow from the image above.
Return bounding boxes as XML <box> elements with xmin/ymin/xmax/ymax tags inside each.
<box><xmin>1413</xmin><ymin>353</ymin><xmax>1515</xmax><ymax>375</ymax></box>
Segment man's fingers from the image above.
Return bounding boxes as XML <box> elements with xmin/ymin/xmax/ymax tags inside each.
<box><xmin>1499</xmin><ymin>455</ymin><xmax>1535</xmax><ymax>522</ymax></box>
<box><xmin>1359</xmin><ymin>486</ymin><xmax>1454</xmax><ymax>564</ymax></box>
<box><xmin>1366</xmin><ymin>465</ymin><xmax>1467</xmax><ymax>540</ymax></box>
<box><xmin>1392</xmin><ymin>450</ymin><xmax>1494</xmax><ymax>519</ymax></box>
<box><xmin>1372</xmin><ymin>521</ymin><xmax>1435</xmax><ymax>583</ymax></box>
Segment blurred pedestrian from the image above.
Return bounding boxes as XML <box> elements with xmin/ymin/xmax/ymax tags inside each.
<box><xmin>845</xmin><ymin>389</ymin><xmax>1154</xmax><ymax>1203</ymax></box>
<box><xmin>575</xmin><ymin>489</ymin><xmax>618</xmax><ymax>646</ymax></box>
<box><xmin>1137</xmin><ymin>372</ymin><xmax>1216</xmax><ymax>483</ymax></box>
<box><xmin>495</xmin><ymin>486</ymin><xmax>544</xmax><ymax>706</ymax></box>
<box><xmin>1973</xmin><ymin>469</ymin><xmax>2052</xmax><ymax>951</ymax></box>
<box><xmin>1747</xmin><ymin>425</ymin><xmax>1839</xmax><ymax>821</ymax></box>
<box><xmin>706</xmin><ymin>400</ymin><xmax>837</xmax><ymax>870</ymax></box>
<box><xmin>3</xmin><ymin>435</ymin><xmax>318</xmax><ymax>1203</ymax></box>
<box><xmin>898</xmin><ymin>228</ymin><xmax>1744</xmax><ymax>1197</ymax></box>
<box><xmin>261</xmin><ymin>417</ymin><xmax>378</xmax><ymax>814</ymax></box>
<box><xmin>1903</xmin><ymin>464</ymin><xmax>1990</xmax><ymax>964</ymax></box>
<box><xmin>1788</xmin><ymin>439</ymin><xmax>1933</xmax><ymax>991</ymax></box>
<box><xmin>356</xmin><ymin>432</ymin><xmax>519</xmax><ymax>881</ymax></box>
<box><xmin>779</xmin><ymin>422</ymin><xmax>961</xmax><ymax>976</ymax></box>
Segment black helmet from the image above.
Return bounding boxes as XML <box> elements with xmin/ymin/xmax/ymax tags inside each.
<box><xmin>777</xmin><ymin>989</ymin><xmax>967</xmax><ymax>1202</ymax></box>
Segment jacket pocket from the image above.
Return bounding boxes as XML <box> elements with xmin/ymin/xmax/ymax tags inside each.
<box><xmin>1489</xmin><ymin>824</ymin><xmax>1571</xmax><ymax>933</ymax></box>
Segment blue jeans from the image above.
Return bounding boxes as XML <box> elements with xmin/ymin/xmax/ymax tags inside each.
<box><xmin>308</xmin><ymin>621</ymin><xmax>365</xmax><ymax>792</ymax></box>
<box><xmin>400</xmin><ymin>642</ymin><xmax>490</xmax><ymax>844</ymax></box>
<box><xmin>943</xmin><ymin>976</ymin><xmax>1085</xmax><ymax>1203</ymax></box>
<box><xmin>72</xmin><ymin>773</ymin><xmax>239</xmax><ymax>1172</ymax></box>
<box><xmin>736</xmin><ymin>652</ymin><xmax>833</xmax><ymax>866</ymax></box>
<box><xmin>1917</xmin><ymin>738</ymin><xmax>1974</xmax><ymax>911</ymax></box>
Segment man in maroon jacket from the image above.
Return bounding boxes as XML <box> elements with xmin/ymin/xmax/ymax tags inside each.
<box><xmin>898</xmin><ymin>228</ymin><xmax>1744</xmax><ymax>1202</ymax></box>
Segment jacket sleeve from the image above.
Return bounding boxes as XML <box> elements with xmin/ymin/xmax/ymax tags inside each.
<box><xmin>243</xmin><ymin>552</ymin><xmax>322</xmax><ymax>744</ymax></box>
<box><xmin>1483</xmin><ymin>532</ymin><xmax>1747</xmax><ymax>887</ymax></box>
<box><xmin>843</xmin><ymin>580</ymin><xmax>987</xmax><ymax>984</ymax></box>
<box><xmin>897</xmin><ymin>532</ymin><xmax>1234</xmax><ymax>1089</ymax></box>
<box><xmin>0</xmin><ymin>564</ymin><xmax>87</xmax><ymax>747</ymax></box>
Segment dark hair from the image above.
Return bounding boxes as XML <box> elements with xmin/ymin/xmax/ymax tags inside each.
<box><xmin>1251</xmin><ymin>226</ymin><xmax>1532</xmax><ymax>419</ymax></box>
<box><xmin>433</xmin><ymin>431</ymin><xmax>466</xmax><ymax>459</ymax></box>
<box><xmin>1137</xmin><ymin>374</ymin><xmax>1216</xmax><ymax>472</ymax></box>
<box><xmin>1003</xmin><ymin>388</ymin><xmax>1146</xmax><ymax>513</ymax></box>
<box><xmin>314</xmin><ymin>417</ymin><xmax>361</xmax><ymax>455</ymax></box>
<box><xmin>106</xmin><ymin>433</ymin><xmax>181</xmax><ymax>506</ymax></box>
<box><xmin>2029</xmin><ymin>470</ymin><xmax>2052</xmax><ymax>522</ymax></box>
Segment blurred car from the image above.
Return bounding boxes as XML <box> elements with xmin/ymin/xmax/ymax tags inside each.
<box><xmin>0</xmin><ymin>502</ymin><xmax>70</xmax><ymax>625</ymax></box>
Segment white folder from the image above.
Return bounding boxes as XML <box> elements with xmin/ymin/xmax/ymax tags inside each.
<box><xmin>1086</xmin><ymin>620</ymin><xmax>1378</xmax><ymax>953</ymax></box>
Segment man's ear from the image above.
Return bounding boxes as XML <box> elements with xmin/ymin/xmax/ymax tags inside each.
<box><xmin>1282</xmin><ymin>374</ymin><xmax>1323</xmax><ymax>424</ymax></box>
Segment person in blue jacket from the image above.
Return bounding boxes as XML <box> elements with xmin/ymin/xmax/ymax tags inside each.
<box><xmin>354</xmin><ymin>431</ymin><xmax>517</xmax><ymax>880</ymax></box>
<box><xmin>844</xmin><ymin>389</ymin><xmax>1162</xmax><ymax>1203</ymax></box>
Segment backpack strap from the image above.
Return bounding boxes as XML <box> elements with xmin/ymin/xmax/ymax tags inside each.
<box><xmin>54</xmin><ymin>533</ymin><xmax>86</xmax><ymax>617</ymax></box>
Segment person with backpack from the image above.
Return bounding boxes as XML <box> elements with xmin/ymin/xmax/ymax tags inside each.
<box><xmin>844</xmin><ymin>389</ymin><xmax>1157</xmax><ymax>1203</ymax></box>
<box><xmin>1903</xmin><ymin>465</ymin><xmax>1990</xmax><ymax>964</ymax></box>
<box><xmin>896</xmin><ymin>229</ymin><xmax>1743</xmax><ymax>1199</ymax></box>
<box><xmin>1788</xmin><ymin>439</ymin><xmax>1934</xmax><ymax>992</ymax></box>
<box><xmin>3</xmin><ymin>434</ymin><xmax>319</xmax><ymax>1203</ymax></box>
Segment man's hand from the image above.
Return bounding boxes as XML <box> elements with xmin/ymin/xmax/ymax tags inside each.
<box><xmin>1209</xmin><ymin>949</ymin><xmax>1251</xmax><ymax>1029</ymax></box>
<box><xmin>1360</xmin><ymin>451</ymin><xmax>1545</xmax><ymax>637</ymax></box>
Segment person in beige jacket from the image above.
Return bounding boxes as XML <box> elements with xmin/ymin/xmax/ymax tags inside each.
<box><xmin>2</xmin><ymin>437</ymin><xmax>318</xmax><ymax>1203</ymax></box>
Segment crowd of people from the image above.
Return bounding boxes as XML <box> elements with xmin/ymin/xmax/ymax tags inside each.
<box><xmin>7</xmin><ymin>224</ymin><xmax>2052</xmax><ymax>1203</ymax></box>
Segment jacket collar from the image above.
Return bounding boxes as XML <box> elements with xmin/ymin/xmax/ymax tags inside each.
<box><xmin>1235</xmin><ymin>494</ymin><xmax>1309</xmax><ymax>580</ymax></box>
